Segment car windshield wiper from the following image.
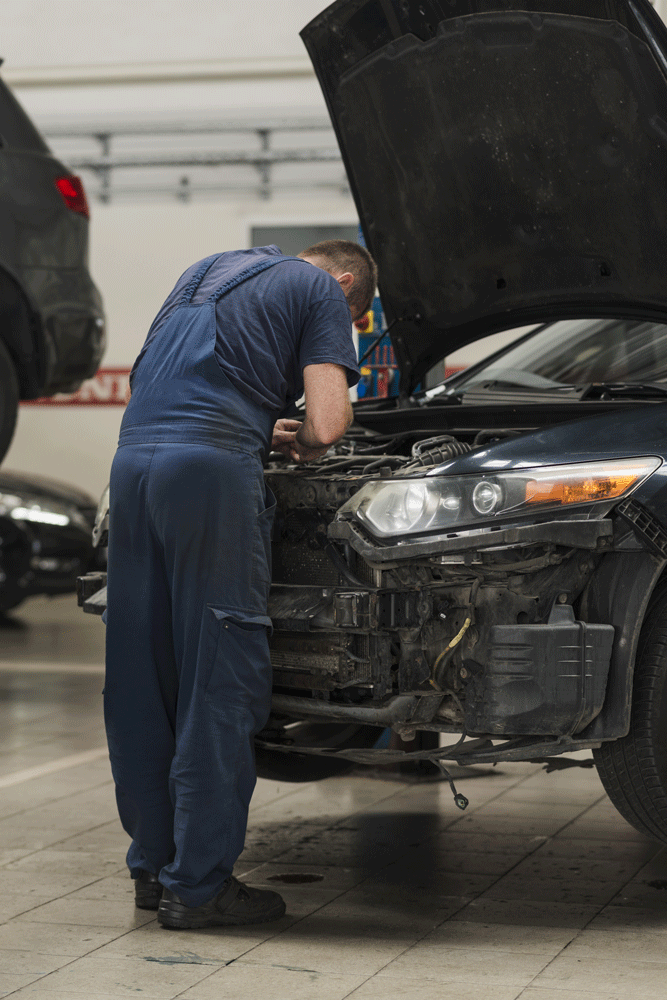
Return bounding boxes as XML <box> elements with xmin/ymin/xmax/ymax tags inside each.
<box><xmin>420</xmin><ymin>375</ymin><xmax>572</xmax><ymax>405</ymax></box>
<box><xmin>580</xmin><ymin>382</ymin><xmax>667</xmax><ymax>400</ymax></box>
<box><xmin>424</xmin><ymin>374</ymin><xmax>667</xmax><ymax>403</ymax></box>
<box><xmin>463</xmin><ymin>369</ymin><xmax>568</xmax><ymax>391</ymax></box>
<box><xmin>440</xmin><ymin>373</ymin><xmax>573</xmax><ymax>400</ymax></box>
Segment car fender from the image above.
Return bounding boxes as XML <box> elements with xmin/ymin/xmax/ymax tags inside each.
<box><xmin>577</xmin><ymin>549</ymin><xmax>667</xmax><ymax>741</ymax></box>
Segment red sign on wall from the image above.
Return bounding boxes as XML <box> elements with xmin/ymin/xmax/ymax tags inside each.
<box><xmin>21</xmin><ymin>368</ymin><xmax>132</xmax><ymax>406</ymax></box>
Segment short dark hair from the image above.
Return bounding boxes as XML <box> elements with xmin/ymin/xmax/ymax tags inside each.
<box><xmin>298</xmin><ymin>239</ymin><xmax>378</xmax><ymax>318</ymax></box>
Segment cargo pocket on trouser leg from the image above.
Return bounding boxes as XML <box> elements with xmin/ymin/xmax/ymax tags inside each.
<box><xmin>204</xmin><ymin>608</ymin><xmax>273</xmax><ymax>727</ymax></box>
<box><xmin>206</xmin><ymin>609</ymin><xmax>273</xmax><ymax>874</ymax></box>
<box><xmin>169</xmin><ymin>607</ymin><xmax>275</xmax><ymax>897</ymax></box>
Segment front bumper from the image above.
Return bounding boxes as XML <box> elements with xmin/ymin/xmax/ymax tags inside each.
<box><xmin>329</xmin><ymin>516</ymin><xmax>614</xmax><ymax>563</ymax></box>
<box><xmin>76</xmin><ymin>509</ymin><xmax>622</xmax><ymax>758</ymax></box>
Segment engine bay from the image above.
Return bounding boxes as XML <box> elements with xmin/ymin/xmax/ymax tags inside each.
<box><xmin>264</xmin><ymin>420</ymin><xmax>615</xmax><ymax>741</ymax></box>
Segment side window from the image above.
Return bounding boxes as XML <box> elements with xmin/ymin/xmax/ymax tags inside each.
<box><xmin>249</xmin><ymin>224</ymin><xmax>359</xmax><ymax>256</ymax></box>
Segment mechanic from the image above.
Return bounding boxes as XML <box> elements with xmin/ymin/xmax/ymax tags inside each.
<box><xmin>103</xmin><ymin>240</ymin><xmax>377</xmax><ymax>931</ymax></box>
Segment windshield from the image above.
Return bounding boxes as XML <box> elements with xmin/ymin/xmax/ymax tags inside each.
<box><xmin>450</xmin><ymin>318</ymin><xmax>667</xmax><ymax>391</ymax></box>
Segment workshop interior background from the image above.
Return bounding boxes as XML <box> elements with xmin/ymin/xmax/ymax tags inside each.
<box><xmin>5</xmin><ymin>0</ymin><xmax>665</xmax><ymax>500</ymax></box>
<box><xmin>0</xmin><ymin>0</ymin><xmax>396</xmax><ymax>498</ymax></box>
<box><xmin>4</xmin><ymin>5</ymin><xmax>667</xmax><ymax>999</ymax></box>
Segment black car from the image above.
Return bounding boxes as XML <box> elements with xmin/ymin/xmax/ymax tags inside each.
<box><xmin>0</xmin><ymin>469</ymin><xmax>98</xmax><ymax>612</ymax></box>
<box><xmin>80</xmin><ymin>0</ymin><xmax>667</xmax><ymax>845</ymax></box>
<box><xmin>0</xmin><ymin>71</ymin><xmax>105</xmax><ymax>461</ymax></box>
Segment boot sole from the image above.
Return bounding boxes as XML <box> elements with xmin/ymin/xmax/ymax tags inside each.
<box><xmin>158</xmin><ymin>898</ymin><xmax>286</xmax><ymax>929</ymax></box>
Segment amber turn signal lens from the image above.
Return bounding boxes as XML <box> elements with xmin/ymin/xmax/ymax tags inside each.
<box><xmin>525</xmin><ymin>473</ymin><xmax>640</xmax><ymax>506</ymax></box>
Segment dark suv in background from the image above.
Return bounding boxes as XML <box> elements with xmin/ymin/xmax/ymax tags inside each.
<box><xmin>0</xmin><ymin>69</ymin><xmax>105</xmax><ymax>460</ymax></box>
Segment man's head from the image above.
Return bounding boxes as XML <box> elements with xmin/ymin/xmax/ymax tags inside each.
<box><xmin>298</xmin><ymin>240</ymin><xmax>378</xmax><ymax>323</ymax></box>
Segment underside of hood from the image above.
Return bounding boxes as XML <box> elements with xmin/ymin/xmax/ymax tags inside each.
<box><xmin>301</xmin><ymin>1</ymin><xmax>667</xmax><ymax>392</ymax></box>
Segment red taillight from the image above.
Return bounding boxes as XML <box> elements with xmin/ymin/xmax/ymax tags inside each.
<box><xmin>54</xmin><ymin>175</ymin><xmax>89</xmax><ymax>219</ymax></box>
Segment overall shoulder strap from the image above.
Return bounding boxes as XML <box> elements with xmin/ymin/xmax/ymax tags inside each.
<box><xmin>206</xmin><ymin>255</ymin><xmax>308</xmax><ymax>303</ymax></box>
<box><xmin>178</xmin><ymin>254</ymin><xmax>224</xmax><ymax>306</ymax></box>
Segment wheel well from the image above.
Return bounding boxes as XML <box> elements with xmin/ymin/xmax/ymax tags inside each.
<box><xmin>578</xmin><ymin>550</ymin><xmax>667</xmax><ymax>741</ymax></box>
<box><xmin>0</xmin><ymin>268</ymin><xmax>44</xmax><ymax>398</ymax></box>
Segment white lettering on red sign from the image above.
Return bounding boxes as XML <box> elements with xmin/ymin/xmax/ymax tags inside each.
<box><xmin>21</xmin><ymin>369</ymin><xmax>131</xmax><ymax>406</ymax></box>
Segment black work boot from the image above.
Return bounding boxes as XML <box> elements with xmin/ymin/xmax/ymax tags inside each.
<box><xmin>134</xmin><ymin>870</ymin><xmax>163</xmax><ymax>910</ymax></box>
<box><xmin>158</xmin><ymin>876</ymin><xmax>286</xmax><ymax>929</ymax></box>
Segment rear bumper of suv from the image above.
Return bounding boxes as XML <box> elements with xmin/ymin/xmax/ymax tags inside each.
<box><xmin>20</xmin><ymin>265</ymin><xmax>105</xmax><ymax>396</ymax></box>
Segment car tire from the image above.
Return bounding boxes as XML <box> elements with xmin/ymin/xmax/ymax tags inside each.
<box><xmin>0</xmin><ymin>338</ymin><xmax>19</xmax><ymax>464</ymax></box>
<box><xmin>255</xmin><ymin>722</ymin><xmax>382</xmax><ymax>782</ymax></box>
<box><xmin>594</xmin><ymin>582</ymin><xmax>667</xmax><ymax>844</ymax></box>
<box><xmin>0</xmin><ymin>595</ymin><xmax>25</xmax><ymax>613</ymax></box>
<box><xmin>0</xmin><ymin>517</ymin><xmax>30</xmax><ymax>612</ymax></box>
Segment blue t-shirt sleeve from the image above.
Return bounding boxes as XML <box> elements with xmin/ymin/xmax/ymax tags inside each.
<box><xmin>299</xmin><ymin>291</ymin><xmax>360</xmax><ymax>388</ymax></box>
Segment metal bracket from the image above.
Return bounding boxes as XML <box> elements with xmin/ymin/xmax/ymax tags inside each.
<box><xmin>255</xmin><ymin>733</ymin><xmax>602</xmax><ymax>767</ymax></box>
<box><xmin>76</xmin><ymin>572</ymin><xmax>107</xmax><ymax>615</ymax></box>
<box><xmin>333</xmin><ymin>589</ymin><xmax>433</xmax><ymax>630</ymax></box>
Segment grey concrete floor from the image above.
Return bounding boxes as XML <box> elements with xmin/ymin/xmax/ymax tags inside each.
<box><xmin>0</xmin><ymin>595</ymin><xmax>666</xmax><ymax>999</ymax></box>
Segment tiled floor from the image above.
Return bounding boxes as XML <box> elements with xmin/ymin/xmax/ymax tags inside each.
<box><xmin>0</xmin><ymin>596</ymin><xmax>666</xmax><ymax>1000</ymax></box>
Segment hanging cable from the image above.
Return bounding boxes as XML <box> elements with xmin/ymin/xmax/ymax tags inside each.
<box><xmin>435</xmin><ymin>760</ymin><xmax>470</xmax><ymax>810</ymax></box>
<box><xmin>357</xmin><ymin>314</ymin><xmax>420</xmax><ymax>366</ymax></box>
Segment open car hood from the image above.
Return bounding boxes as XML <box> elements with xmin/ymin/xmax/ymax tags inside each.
<box><xmin>301</xmin><ymin>0</ymin><xmax>667</xmax><ymax>392</ymax></box>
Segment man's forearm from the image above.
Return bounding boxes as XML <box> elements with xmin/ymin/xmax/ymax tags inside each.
<box><xmin>294</xmin><ymin>422</ymin><xmax>321</xmax><ymax>449</ymax></box>
<box><xmin>296</xmin><ymin>401</ymin><xmax>352</xmax><ymax>450</ymax></box>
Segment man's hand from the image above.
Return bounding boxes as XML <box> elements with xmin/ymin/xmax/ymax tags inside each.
<box><xmin>271</xmin><ymin>419</ymin><xmax>329</xmax><ymax>463</ymax></box>
<box><xmin>271</xmin><ymin>364</ymin><xmax>352</xmax><ymax>464</ymax></box>
<box><xmin>290</xmin><ymin>439</ymin><xmax>329</xmax><ymax>463</ymax></box>
<box><xmin>271</xmin><ymin>418</ymin><xmax>302</xmax><ymax>458</ymax></box>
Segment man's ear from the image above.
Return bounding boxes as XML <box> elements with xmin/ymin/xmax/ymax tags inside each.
<box><xmin>337</xmin><ymin>271</ymin><xmax>354</xmax><ymax>294</ymax></box>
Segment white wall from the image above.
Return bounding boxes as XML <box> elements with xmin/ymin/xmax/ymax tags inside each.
<box><xmin>0</xmin><ymin>1</ymin><xmax>325</xmax><ymax>69</ymax></box>
<box><xmin>0</xmin><ymin>2</ymin><xmax>357</xmax><ymax>499</ymax></box>
<box><xmin>0</xmin><ymin>1</ymin><xmax>329</xmax><ymax>121</ymax></box>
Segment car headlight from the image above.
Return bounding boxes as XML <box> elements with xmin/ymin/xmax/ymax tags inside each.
<box><xmin>0</xmin><ymin>491</ymin><xmax>85</xmax><ymax>529</ymax></box>
<box><xmin>338</xmin><ymin>457</ymin><xmax>661</xmax><ymax>539</ymax></box>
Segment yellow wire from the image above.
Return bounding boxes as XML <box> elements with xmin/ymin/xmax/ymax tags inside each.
<box><xmin>429</xmin><ymin>616</ymin><xmax>472</xmax><ymax>690</ymax></box>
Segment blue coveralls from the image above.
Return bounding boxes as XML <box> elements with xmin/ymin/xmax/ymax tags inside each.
<box><xmin>104</xmin><ymin>254</ymin><xmax>293</xmax><ymax>906</ymax></box>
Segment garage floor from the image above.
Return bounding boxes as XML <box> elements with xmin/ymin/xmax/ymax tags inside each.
<box><xmin>1</xmin><ymin>598</ymin><xmax>666</xmax><ymax>1000</ymax></box>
